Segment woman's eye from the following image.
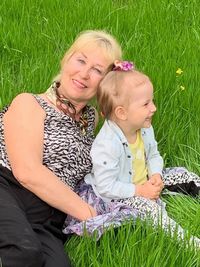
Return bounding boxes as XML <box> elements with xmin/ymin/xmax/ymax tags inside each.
<box><xmin>77</xmin><ymin>58</ymin><xmax>85</xmax><ymax>64</ymax></box>
<box><xmin>93</xmin><ymin>68</ymin><xmax>103</xmax><ymax>75</ymax></box>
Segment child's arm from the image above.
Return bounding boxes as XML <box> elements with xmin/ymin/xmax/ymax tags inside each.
<box><xmin>90</xmin><ymin>138</ymin><xmax>135</xmax><ymax>200</ymax></box>
<box><xmin>145</xmin><ymin>127</ymin><xmax>163</xmax><ymax>177</ymax></box>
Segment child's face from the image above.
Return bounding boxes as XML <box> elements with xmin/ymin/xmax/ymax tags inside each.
<box><xmin>125</xmin><ymin>77</ymin><xmax>156</xmax><ymax>131</ymax></box>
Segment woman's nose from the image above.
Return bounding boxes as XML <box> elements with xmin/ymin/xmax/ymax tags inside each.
<box><xmin>80</xmin><ymin>66</ymin><xmax>90</xmax><ymax>79</ymax></box>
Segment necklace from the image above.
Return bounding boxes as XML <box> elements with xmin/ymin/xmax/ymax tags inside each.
<box><xmin>45</xmin><ymin>81</ymin><xmax>88</xmax><ymax>135</ymax></box>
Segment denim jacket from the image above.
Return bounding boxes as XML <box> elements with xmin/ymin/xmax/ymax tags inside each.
<box><xmin>85</xmin><ymin>120</ymin><xmax>163</xmax><ymax>202</ymax></box>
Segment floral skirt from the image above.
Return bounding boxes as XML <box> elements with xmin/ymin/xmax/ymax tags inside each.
<box><xmin>63</xmin><ymin>167</ymin><xmax>200</xmax><ymax>242</ymax></box>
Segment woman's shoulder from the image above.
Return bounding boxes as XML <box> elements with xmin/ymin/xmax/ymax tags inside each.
<box><xmin>10</xmin><ymin>93</ymin><xmax>39</xmax><ymax>106</ymax></box>
<box><xmin>86</xmin><ymin>105</ymin><xmax>96</xmax><ymax>116</ymax></box>
<box><xmin>6</xmin><ymin>93</ymin><xmax>45</xmax><ymax>115</ymax></box>
<box><xmin>86</xmin><ymin>105</ymin><xmax>96</xmax><ymax>127</ymax></box>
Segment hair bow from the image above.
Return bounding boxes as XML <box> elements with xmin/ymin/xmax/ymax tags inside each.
<box><xmin>112</xmin><ymin>60</ymin><xmax>135</xmax><ymax>71</ymax></box>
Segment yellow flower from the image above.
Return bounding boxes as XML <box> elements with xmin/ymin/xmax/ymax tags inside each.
<box><xmin>176</xmin><ymin>68</ymin><xmax>183</xmax><ymax>75</ymax></box>
<box><xmin>180</xmin><ymin>85</ymin><xmax>185</xmax><ymax>91</ymax></box>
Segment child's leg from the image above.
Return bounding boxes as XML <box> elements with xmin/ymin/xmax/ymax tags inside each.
<box><xmin>119</xmin><ymin>196</ymin><xmax>200</xmax><ymax>247</ymax></box>
<box><xmin>120</xmin><ymin>196</ymin><xmax>183</xmax><ymax>235</ymax></box>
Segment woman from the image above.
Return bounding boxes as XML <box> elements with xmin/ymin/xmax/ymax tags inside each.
<box><xmin>0</xmin><ymin>30</ymin><xmax>122</xmax><ymax>267</ymax></box>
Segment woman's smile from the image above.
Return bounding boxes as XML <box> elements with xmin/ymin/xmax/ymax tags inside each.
<box><xmin>72</xmin><ymin>79</ymin><xmax>87</xmax><ymax>89</ymax></box>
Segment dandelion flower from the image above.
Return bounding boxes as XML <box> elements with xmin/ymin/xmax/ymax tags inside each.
<box><xmin>176</xmin><ymin>68</ymin><xmax>183</xmax><ymax>75</ymax></box>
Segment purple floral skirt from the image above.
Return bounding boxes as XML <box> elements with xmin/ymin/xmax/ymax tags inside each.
<box><xmin>63</xmin><ymin>181</ymin><xmax>140</xmax><ymax>239</ymax></box>
<box><xmin>63</xmin><ymin>167</ymin><xmax>200</xmax><ymax>240</ymax></box>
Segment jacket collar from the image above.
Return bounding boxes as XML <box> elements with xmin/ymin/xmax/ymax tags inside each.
<box><xmin>105</xmin><ymin>119</ymin><xmax>147</xmax><ymax>144</ymax></box>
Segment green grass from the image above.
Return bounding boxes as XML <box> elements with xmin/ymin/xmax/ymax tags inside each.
<box><xmin>1</xmin><ymin>0</ymin><xmax>200</xmax><ymax>266</ymax></box>
<box><xmin>66</xmin><ymin>195</ymin><xmax>200</xmax><ymax>267</ymax></box>
<box><xmin>65</xmin><ymin>218</ymin><xmax>200</xmax><ymax>267</ymax></box>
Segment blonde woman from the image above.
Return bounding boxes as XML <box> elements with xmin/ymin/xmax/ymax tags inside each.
<box><xmin>0</xmin><ymin>30</ymin><xmax>122</xmax><ymax>267</ymax></box>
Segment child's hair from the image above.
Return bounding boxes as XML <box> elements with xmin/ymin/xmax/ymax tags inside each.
<box><xmin>97</xmin><ymin>69</ymin><xmax>150</xmax><ymax>119</ymax></box>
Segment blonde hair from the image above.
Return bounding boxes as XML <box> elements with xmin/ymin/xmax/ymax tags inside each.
<box><xmin>54</xmin><ymin>30</ymin><xmax>122</xmax><ymax>81</ymax></box>
<box><xmin>97</xmin><ymin>70</ymin><xmax>150</xmax><ymax>119</ymax></box>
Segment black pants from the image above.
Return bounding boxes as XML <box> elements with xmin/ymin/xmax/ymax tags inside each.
<box><xmin>0</xmin><ymin>165</ymin><xmax>72</xmax><ymax>267</ymax></box>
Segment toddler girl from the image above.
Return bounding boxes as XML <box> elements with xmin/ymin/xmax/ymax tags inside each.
<box><xmin>65</xmin><ymin>61</ymin><xmax>200</xmax><ymax>247</ymax></box>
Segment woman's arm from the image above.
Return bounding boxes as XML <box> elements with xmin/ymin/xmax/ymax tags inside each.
<box><xmin>3</xmin><ymin>93</ymin><xmax>96</xmax><ymax>221</ymax></box>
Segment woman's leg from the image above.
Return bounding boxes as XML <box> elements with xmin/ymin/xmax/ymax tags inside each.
<box><xmin>33</xmin><ymin>225</ymin><xmax>71</xmax><ymax>267</ymax></box>
<box><xmin>0</xmin><ymin>165</ymin><xmax>72</xmax><ymax>267</ymax></box>
<box><xmin>0</xmin><ymin>175</ymin><xmax>44</xmax><ymax>267</ymax></box>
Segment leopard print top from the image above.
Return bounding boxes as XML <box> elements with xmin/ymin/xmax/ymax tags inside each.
<box><xmin>0</xmin><ymin>95</ymin><xmax>95</xmax><ymax>190</ymax></box>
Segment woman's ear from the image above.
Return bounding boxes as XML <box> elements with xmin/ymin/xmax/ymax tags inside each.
<box><xmin>114</xmin><ymin>106</ymin><xmax>127</xmax><ymax>121</ymax></box>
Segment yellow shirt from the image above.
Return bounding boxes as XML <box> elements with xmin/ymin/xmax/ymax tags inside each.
<box><xmin>128</xmin><ymin>130</ymin><xmax>148</xmax><ymax>185</ymax></box>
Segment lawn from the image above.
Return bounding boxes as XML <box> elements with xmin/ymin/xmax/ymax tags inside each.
<box><xmin>1</xmin><ymin>0</ymin><xmax>200</xmax><ymax>266</ymax></box>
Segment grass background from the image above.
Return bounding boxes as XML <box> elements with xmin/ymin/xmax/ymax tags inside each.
<box><xmin>1</xmin><ymin>0</ymin><xmax>200</xmax><ymax>266</ymax></box>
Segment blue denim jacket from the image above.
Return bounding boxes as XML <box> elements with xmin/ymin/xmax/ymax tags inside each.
<box><xmin>85</xmin><ymin>120</ymin><xmax>163</xmax><ymax>202</ymax></box>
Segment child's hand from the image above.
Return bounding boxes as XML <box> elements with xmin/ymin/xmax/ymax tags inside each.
<box><xmin>135</xmin><ymin>180</ymin><xmax>161</xmax><ymax>200</ymax></box>
<box><xmin>149</xmin><ymin>173</ymin><xmax>164</xmax><ymax>190</ymax></box>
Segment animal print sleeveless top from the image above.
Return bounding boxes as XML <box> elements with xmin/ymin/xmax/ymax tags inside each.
<box><xmin>0</xmin><ymin>95</ymin><xmax>95</xmax><ymax>190</ymax></box>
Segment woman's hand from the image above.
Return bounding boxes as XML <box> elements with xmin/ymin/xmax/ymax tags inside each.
<box><xmin>86</xmin><ymin>205</ymin><xmax>97</xmax><ymax>220</ymax></box>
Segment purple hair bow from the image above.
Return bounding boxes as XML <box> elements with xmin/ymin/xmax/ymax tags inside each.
<box><xmin>112</xmin><ymin>60</ymin><xmax>135</xmax><ymax>71</ymax></box>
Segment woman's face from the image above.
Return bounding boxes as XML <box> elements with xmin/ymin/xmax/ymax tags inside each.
<box><xmin>60</xmin><ymin>45</ymin><xmax>112</xmax><ymax>105</ymax></box>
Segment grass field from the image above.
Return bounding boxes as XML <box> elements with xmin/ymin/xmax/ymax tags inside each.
<box><xmin>1</xmin><ymin>0</ymin><xmax>200</xmax><ymax>266</ymax></box>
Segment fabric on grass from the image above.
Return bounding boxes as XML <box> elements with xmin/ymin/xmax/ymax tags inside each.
<box><xmin>63</xmin><ymin>167</ymin><xmax>200</xmax><ymax>242</ymax></box>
